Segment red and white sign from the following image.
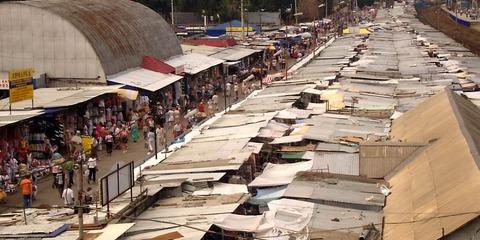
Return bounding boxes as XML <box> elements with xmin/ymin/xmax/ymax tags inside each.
<box><xmin>0</xmin><ymin>79</ymin><xmax>9</xmax><ymax>90</ymax></box>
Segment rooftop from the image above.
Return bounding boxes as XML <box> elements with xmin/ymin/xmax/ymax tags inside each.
<box><xmin>383</xmin><ymin>89</ymin><xmax>480</xmax><ymax>239</ymax></box>
<box><xmin>4</xmin><ymin>0</ymin><xmax>182</xmax><ymax>75</ymax></box>
<box><xmin>284</xmin><ymin>172</ymin><xmax>387</xmax><ymax>212</ymax></box>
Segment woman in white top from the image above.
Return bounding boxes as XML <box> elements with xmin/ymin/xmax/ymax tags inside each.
<box><xmin>87</xmin><ymin>156</ymin><xmax>97</xmax><ymax>184</ymax></box>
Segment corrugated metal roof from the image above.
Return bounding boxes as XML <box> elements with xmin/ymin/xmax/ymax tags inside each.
<box><xmin>166</xmin><ymin>53</ymin><xmax>224</xmax><ymax>75</ymax></box>
<box><xmin>284</xmin><ymin>173</ymin><xmax>385</xmax><ymax>211</ymax></box>
<box><xmin>12</xmin><ymin>0</ymin><xmax>182</xmax><ymax>75</ymax></box>
<box><xmin>108</xmin><ymin>68</ymin><xmax>183</xmax><ymax>92</ymax></box>
<box><xmin>181</xmin><ymin>44</ymin><xmax>225</xmax><ymax>56</ymax></box>
<box><xmin>312</xmin><ymin>152</ymin><xmax>360</xmax><ymax>176</ymax></box>
<box><xmin>309</xmin><ymin>204</ymin><xmax>382</xmax><ymax>239</ymax></box>
<box><xmin>359</xmin><ymin>142</ymin><xmax>424</xmax><ymax>178</ymax></box>
<box><xmin>316</xmin><ymin>142</ymin><xmax>359</xmax><ymax>153</ymax></box>
<box><xmin>384</xmin><ymin>89</ymin><xmax>480</xmax><ymax>240</ymax></box>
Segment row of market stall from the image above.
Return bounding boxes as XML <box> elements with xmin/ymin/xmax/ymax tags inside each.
<box><xmin>1</xmin><ymin>3</ymin><xmax>480</xmax><ymax>240</ymax></box>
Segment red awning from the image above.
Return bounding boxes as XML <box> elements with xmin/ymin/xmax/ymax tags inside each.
<box><xmin>142</xmin><ymin>56</ymin><xmax>175</xmax><ymax>74</ymax></box>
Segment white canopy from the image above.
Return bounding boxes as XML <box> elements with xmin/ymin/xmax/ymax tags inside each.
<box><xmin>108</xmin><ymin>68</ymin><xmax>182</xmax><ymax>92</ymax></box>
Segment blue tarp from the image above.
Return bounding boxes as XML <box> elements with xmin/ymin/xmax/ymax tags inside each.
<box><xmin>207</xmin><ymin>20</ymin><xmax>260</xmax><ymax>36</ymax></box>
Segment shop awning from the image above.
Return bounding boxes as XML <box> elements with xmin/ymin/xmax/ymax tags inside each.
<box><xmin>0</xmin><ymin>110</ymin><xmax>45</xmax><ymax>128</ymax></box>
<box><xmin>108</xmin><ymin>68</ymin><xmax>183</xmax><ymax>92</ymax></box>
<box><xmin>223</xmin><ymin>61</ymin><xmax>241</xmax><ymax>66</ymax></box>
<box><xmin>114</xmin><ymin>89</ymin><xmax>139</xmax><ymax>101</ymax></box>
<box><xmin>0</xmin><ymin>86</ymin><xmax>123</xmax><ymax>110</ymax></box>
<box><xmin>166</xmin><ymin>53</ymin><xmax>225</xmax><ymax>75</ymax></box>
<box><xmin>210</xmin><ymin>47</ymin><xmax>262</xmax><ymax>62</ymax></box>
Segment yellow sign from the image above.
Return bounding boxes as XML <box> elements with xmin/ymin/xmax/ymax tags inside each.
<box><xmin>8</xmin><ymin>68</ymin><xmax>33</xmax><ymax>81</ymax></box>
<box><xmin>226</xmin><ymin>26</ymin><xmax>254</xmax><ymax>32</ymax></box>
<box><xmin>8</xmin><ymin>68</ymin><xmax>34</xmax><ymax>104</ymax></box>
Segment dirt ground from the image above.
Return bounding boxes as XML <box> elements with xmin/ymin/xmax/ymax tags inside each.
<box><xmin>417</xmin><ymin>6</ymin><xmax>480</xmax><ymax>55</ymax></box>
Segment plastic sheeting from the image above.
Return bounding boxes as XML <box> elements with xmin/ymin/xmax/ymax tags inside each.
<box><xmin>248</xmin><ymin>161</ymin><xmax>313</xmax><ymax>187</ymax></box>
<box><xmin>215</xmin><ymin>199</ymin><xmax>313</xmax><ymax>237</ymax></box>
<box><xmin>249</xmin><ymin>186</ymin><xmax>287</xmax><ymax>205</ymax></box>
<box><xmin>214</xmin><ymin>214</ymin><xmax>273</xmax><ymax>233</ymax></box>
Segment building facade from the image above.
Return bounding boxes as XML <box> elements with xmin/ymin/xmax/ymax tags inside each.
<box><xmin>0</xmin><ymin>0</ymin><xmax>182</xmax><ymax>86</ymax></box>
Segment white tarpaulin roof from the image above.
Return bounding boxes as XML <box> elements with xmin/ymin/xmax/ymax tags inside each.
<box><xmin>214</xmin><ymin>214</ymin><xmax>273</xmax><ymax>233</ymax></box>
<box><xmin>248</xmin><ymin>161</ymin><xmax>313</xmax><ymax>187</ymax></box>
<box><xmin>0</xmin><ymin>86</ymin><xmax>122</xmax><ymax>110</ymax></box>
<box><xmin>0</xmin><ymin>110</ymin><xmax>45</xmax><ymax>128</ymax></box>
<box><xmin>210</xmin><ymin>47</ymin><xmax>261</xmax><ymax>62</ymax></box>
<box><xmin>166</xmin><ymin>53</ymin><xmax>224</xmax><ymax>75</ymax></box>
<box><xmin>193</xmin><ymin>183</ymin><xmax>249</xmax><ymax>196</ymax></box>
<box><xmin>215</xmin><ymin>199</ymin><xmax>313</xmax><ymax>236</ymax></box>
<box><xmin>266</xmin><ymin>198</ymin><xmax>314</xmax><ymax>232</ymax></box>
<box><xmin>108</xmin><ymin>68</ymin><xmax>183</xmax><ymax>92</ymax></box>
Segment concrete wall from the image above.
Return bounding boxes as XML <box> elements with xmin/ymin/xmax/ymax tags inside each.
<box><xmin>0</xmin><ymin>4</ymin><xmax>105</xmax><ymax>82</ymax></box>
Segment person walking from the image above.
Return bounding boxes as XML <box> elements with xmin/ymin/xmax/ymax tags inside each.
<box><xmin>156</xmin><ymin>125</ymin><xmax>165</xmax><ymax>147</ymax></box>
<box><xmin>147</xmin><ymin>129</ymin><xmax>155</xmax><ymax>155</ymax></box>
<box><xmin>87</xmin><ymin>155</ymin><xmax>97</xmax><ymax>184</ymax></box>
<box><xmin>173</xmin><ymin>123</ymin><xmax>182</xmax><ymax>138</ymax></box>
<box><xmin>105</xmin><ymin>131</ymin><xmax>113</xmax><ymax>155</ymax></box>
<box><xmin>19</xmin><ymin>175</ymin><xmax>33</xmax><ymax>208</ymax></box>
<box><xmin>234</xmin><ymin>82</ymin><xmax>239</xmax><ymax>101</ymax></box>
<box><xmin>212</xmin><ymin>94</ymin><xmax>219</xmax><ymax>112</ymax></box>
<box><xmin>63</xmin><ymin>160</ymin><xmax>74</xmax><ymax>186</ymax></box>
<box><xmin>62</xmin><ymin>184</ymin><xmax>75</xmax><ymax>207</ymax></box>
<box><xmin>120</xmin><ymin>127</ymin><xmax>129</xmax><ymax>153</ymax></box>
<box><xmin>55</xmin><ymin>171</ymin><xmax>65</xmax><ymax>197</ymax></box>
<box><xmin>130</xmin><ymin>121</ymin><xmax>140</xmax><ymax>143</ymax></box>
<box><xmin>226</xmin><ymin>82</ymin><xmax>232</xmax><ymax>97</ymax></box>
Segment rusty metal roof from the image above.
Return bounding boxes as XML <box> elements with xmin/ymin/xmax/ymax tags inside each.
<box><xmin>14</xmin><ymin>0</ymin><xmax>182</xmax><ymax>75</ymax></box>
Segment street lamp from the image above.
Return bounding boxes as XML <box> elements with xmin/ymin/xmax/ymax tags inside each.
<box><xmin>201</xmin><ymin>10</ymin><xmax>207</xmax><ymax>32</ymax></box>
<box><xmin>171</xmin><ymin>0</ymin><xmax>175</xmax><ymax>25</ymax></box>
<box><xmin>259</xmin><ymin>8</ymin><xmax>265</xmax><ymax>34</ymax></box>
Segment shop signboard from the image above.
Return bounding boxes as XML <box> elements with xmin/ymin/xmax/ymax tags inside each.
<box><xmin>0</xmin><ymin>79</ymin><xmax>8</xmax><ymax>90</ymax></box>
<box><xmin>8</xmin><ymin>68</ymin><xmax>34</xmax><ymax>104</ymax></box>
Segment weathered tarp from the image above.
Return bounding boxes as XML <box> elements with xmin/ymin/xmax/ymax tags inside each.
<box><xmin>248</xmin><ymin>161</ymin><xmax>313</xmax><ymax>187</ymax></box>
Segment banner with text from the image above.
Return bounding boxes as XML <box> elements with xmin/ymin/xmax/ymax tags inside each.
<box><xmin>8</xmin><ymin>68</ymin><xmax>34</xmax><ymax>104</ymax></box>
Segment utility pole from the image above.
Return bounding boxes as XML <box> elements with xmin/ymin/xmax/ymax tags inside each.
<box><xmin>295</xmin><ymin>0</ymin><xmax>298</xmax><ymax>24</ymax></box>
<box><xmin>77</xmin><ymin>154</ymin><xmax>84</xmax><ymax>240</ymax></box>
<box><xmin>325</xmin><ymin>0</ymin><xmax>328</xmax><ymax>18</ymax></box>
<box><xmin>171</xmin><ymin>0</ymin><xmax>175</xmax><ymax>25</ymax></box>
<box><xmin>241</xmin><ymin>0</ymin><xmax>245</xmax><ymax>42</ymax></box>
<box><xmin>223</xmin><ymin>66</ymin><xmax>228</xmax><ymax>113</ymax></box>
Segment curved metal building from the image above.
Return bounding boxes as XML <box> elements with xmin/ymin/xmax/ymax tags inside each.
<box><xmin>0</xmin><ymin>0</ymin><xmax>182</xmax><ymax>84</ymax></box>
